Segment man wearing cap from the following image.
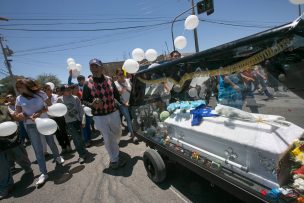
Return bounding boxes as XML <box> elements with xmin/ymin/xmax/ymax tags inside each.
<box><xmin>82</xmin><ymin>58</ymin><xmax>125</xmax><ymax>169</ymax></box>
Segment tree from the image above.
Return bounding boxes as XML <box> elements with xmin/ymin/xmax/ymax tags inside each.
<box><xmin>0</xmin><ymin>75</ymin><xmax>26</xmax><ymax>95</ymax></box>
<box><xmin>36</xmin><ymin>73</ymin><xmax>61</xmax><ymax>88</ymax></box>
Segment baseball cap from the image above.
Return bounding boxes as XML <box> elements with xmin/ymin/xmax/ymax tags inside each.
<box><xmin>89</xmin><ymin>58</ymin><xmax>103</xmax><ymax>67</ymax></box>
<box><xmin>60</xmin><ymin>84</ymin><xmax>72</xmax><ymax>92</ymax></box>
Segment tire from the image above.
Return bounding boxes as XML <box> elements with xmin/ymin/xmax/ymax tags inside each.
<box><xmin>143</xmin><ymin>149</ymin><xmax>166</xmax><ymax>183</ymax></box>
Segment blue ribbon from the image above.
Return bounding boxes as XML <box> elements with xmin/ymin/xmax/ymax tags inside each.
<box><xmin>190</xmin><ymin>104</ymin><xmax>218</xmax><ymax>126</ymax></box>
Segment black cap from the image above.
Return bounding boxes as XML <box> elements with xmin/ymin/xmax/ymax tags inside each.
<box><xmin>60</xmin><ymin>84</ymin><xmax>72</xmax><ymax>92</ymax></box>
<box><xmin>89</xmin><ymin>58</ymin><xmax>103</xmax><ymax>67</ymax></box>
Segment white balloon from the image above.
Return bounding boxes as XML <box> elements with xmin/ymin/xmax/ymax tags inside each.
<box><xmin>289</xmin><ymin>0</ymin><xmax>304</xmax><ymax>4</ymax></box>
<box><xmin>35</xmin><ymin>118</ymin><xmax>58</xmax><ymax>136</ymax></box>
<box><xmin>188</xmin><ymin>88</ymin><xmax>198</xmax><ymax>98</ymax></box>
<box><xmin>123</xmin><ymin>59</ymin><xmax>139</xmax><ymax>73</ymax></box>
<box><xmin>47</xmin><ymin>103</ymin><xmax>67</xmax><ymax>117</ymax></box>
<box><xmin>75</xmin><ymin>64</ymin><xmax>82</xmax><ymax>71</ymax></box>
<box><xmin>184</xmin><ymin>15</ymin><xmax>199</xmax><ymax>30</ymax></box>
<box><xmin>68</xmin><ymin>61</ymin><xmax>76</xmax><ymax>69</ymax></box>
<box><xmin>67</xmin><ymin>58</ymin><xmax>75</xmax><ymax>65</ymax></box>
<box><xmin>45</xmin><ymin>82</ymin><xmax>55</xmax><ymax>91</ymax></box>
<box><xmin>174</xmin><ymin>36</ymin><xmax>187</xmax><ymax>50</ymax></box>
<box><xmin>84</xmin><ymin>106</ymin><xmax>93</xmax><ymax>117</ymax></box>
<box><xmin>0</xmin><ymin>121</ymin><xmax>18</xmax><ymax>137</ymax></box>
<box><xmin>71</xmin><ymin>69</ymin><xmax>80</xmax><ymax>78</ymax></box>
<box><xmin>145</xmin><ymin>49</ymin><xmax>158</xmax><ymax>62</ymax></box>
<box><xmin>132</xmin><ymin>48</ymin><xmax>145</xmax><ymax>61</ymax></box>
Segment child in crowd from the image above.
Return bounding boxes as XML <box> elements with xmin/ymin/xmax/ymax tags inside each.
<box><xmin>56</xmin><ymin>85</ymin><xmax>89</xmax><ymax>164</ymax></box>
<box><xmin>0</xmin><ymin>104</ymin><xmax>32</xmax><ymax>200</ymax></box>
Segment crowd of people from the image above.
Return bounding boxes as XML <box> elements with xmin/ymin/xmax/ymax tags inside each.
<box><xmin>0</xmin><ymin>58</ymin><xmax>136</xmax><ymax>200</ymax></box>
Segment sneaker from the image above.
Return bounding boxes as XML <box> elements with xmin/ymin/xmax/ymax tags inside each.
<box><xmin>109</xmin><ymin>158</ymin><xmax>127</xmax><ymax>169</ymax></box>
<box><xmin>55</xmin><ymin>156</ymin><xmax>65</xmax><ymax>165</ymax></box>
<box><xmin>36</xmin><ymin>174</ymin><xmax>48</xmax><ymax>186</ymax></box>
<box><xmin>78</xmin><ymin>157</ymin><xmax>85</xmax><ymax>164</ymax></box>
<box><xmin>131</xmin><ymin>136</ymin><xmax>139</xmax><ymax>144</ymax></box>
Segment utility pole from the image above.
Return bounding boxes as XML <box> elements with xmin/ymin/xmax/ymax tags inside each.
<box><xmin>299</xmin><ymin>5</ymin><xmax>302</xmax><ymax>16</ymax></box>
<box><xmin>0</xmin><ymin>36</ymin><xmax>17</xmax><ymax>95</ymax></box>
<box><xmin>191</xmin><ymin>0</ymin><xmax>200</xmax><ymax>53</ymax></box>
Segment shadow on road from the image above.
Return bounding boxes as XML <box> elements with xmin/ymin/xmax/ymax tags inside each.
<box><xmin>156</xmin><ymin>163</ymin><xmax>244</xmax><ymax>203</ymax></box>
<box><xmin>102</xmin><ymin>151</ymin><xmax>143</xmax><ymax>178</ymax></box>
<box><xmin>11</xmin><ymin>172</ymin><xmax>35</xmax><ymax>198</ymax></box>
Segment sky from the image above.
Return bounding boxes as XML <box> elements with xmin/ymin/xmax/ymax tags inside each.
<box><xmin>0</xmin><ymin>0</ymin><xmax>302</xmax><ymax>83</ymax></box>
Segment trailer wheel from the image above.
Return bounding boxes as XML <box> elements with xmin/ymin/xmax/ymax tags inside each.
<box><xmin>143</xmin><ymin>149</ymin><xmax>166</xmax><ymax>183</ymax></box>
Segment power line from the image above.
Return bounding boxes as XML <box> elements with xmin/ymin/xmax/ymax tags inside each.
<box><xmin>14</xmin><ymin>23</ymin><xmax>170</xmax><ymax>54</ymax></box>
<box><xmin>0</xmin><ymin>19</ymin><xmax>169</xmax><ymax>27</ymax></box>
<box><xmin>200</xmin><ymin>19</ymin><xmax>274</xmax><ymax>29</ymax></box>
<box><xmin>8</xmin><ymin>16</ymin><xmax>171</xmax><ymax>21</ymax></box>
<box><xmin>13</xmin><ymin>24</ymin><xmax>169</xmax><ymax>57</ymax></box>
<box><xmin>0</xmin><ymin>21</ymin><xmax>171</xmax><ymax>32</ymax></box>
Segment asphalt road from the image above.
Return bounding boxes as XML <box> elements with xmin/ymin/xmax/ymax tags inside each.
<box><xmin>2</xmin><ymin>128</ymin><xmax>245</xmax><ymax>203</ymax></box>
<box><xmin>2</xmin><ymin>88</ymin><xmax>303</xmax><ymax>203</ymax></box>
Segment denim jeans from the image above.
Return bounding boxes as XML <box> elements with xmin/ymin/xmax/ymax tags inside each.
<box><xmin>0</xmin><ymin>152</ymin><xmax>13</xmax><ymax>194</ymax></box>
<box><xmin>119</xmin><ymin>105</ymin><xmax>134</xmax><ymax>135</ymax></box>
<box><xmin>67</xmin><ymin>121</ymin><xmax>87</xmax><ymax>158</ymax></box>
<box><xmin>82</xmin><ymin>115</ymin><xmax>92</xmax><ymax>144</ymax></box>
<box><xmin>18</xmin><ymin>121</ymin><xmax>29</xmax><ymax>143</ymax></box>
<box><xmin>26</xmin><ymin>124</ymin><xmax>60</xmax><ymax>175</ymax></box>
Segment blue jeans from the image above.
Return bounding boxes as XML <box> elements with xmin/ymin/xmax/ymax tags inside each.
<box><xmin>26</xmin><ymin>124</ymin><xmax>60</xmax><ymax>175</ymax></box>
<box><xmin>0</xmin><ymin>152</ymin><xmax>13</xmax><ymax>194</ymax></box>
<box><xmin>119</xmin><ymin>105</ymin><xmax>133</xmax><ymax>135</ymax></box>
<box><xmin>82</xmin><ymin>115</ymin><xmax>92</xmax><ymax>144</ymax></box>
<box><xmin>18</xmin><ymin>121</ymin><xmax>29</xmax><ymax>143</ymax></box>
<box><xmin>67</xmin><ymin>121</ymin><xmax>87</xmax><ymax>158</ymax></box>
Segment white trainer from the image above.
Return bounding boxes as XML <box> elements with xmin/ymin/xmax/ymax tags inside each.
<box><xmin>55</xmin><ymin>156</ymin><xmax>65</xmax><ymax>165</ymax></box>
<box><xmin>36</xmin><ymin>174</ymin><xmax>48</xmax><ymax>186</ymax></box>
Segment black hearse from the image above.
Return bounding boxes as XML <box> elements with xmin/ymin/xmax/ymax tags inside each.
<box><xmin>129</xmin><ymin>15</ymin><xmax>304</xmax><ymax>203</ymax></box>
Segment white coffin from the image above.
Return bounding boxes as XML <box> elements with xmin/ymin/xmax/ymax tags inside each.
<box><xmin>164</xmin><ymin>110</ymin><xmax>304</xmax><ymax>188</ymax></box>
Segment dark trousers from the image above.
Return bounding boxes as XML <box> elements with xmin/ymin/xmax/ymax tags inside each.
<box><xmin>53</xmin><ymin>116</ymin><xmax>70</xmax><ymax>150</ymax></box>
<box><xmin>67</xmin><ymin>121</ymin><xmax>87</xmax><ymax>158</ymax></box>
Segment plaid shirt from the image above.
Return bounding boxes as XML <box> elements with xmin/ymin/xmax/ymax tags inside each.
<box><xmin>82</xmin><ymin>75</ymin><xmax>121</xmax><ymax>116</ymax></box>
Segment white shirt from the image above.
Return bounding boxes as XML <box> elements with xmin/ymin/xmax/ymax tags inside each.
<box><xmin>16</xmin><ymin>91</ymin><xmax>48</xmax><ymax>124</ymax></box>
<box><xmin>115</xmin><ymin>79</ymin><xmax>132</xmax><ymax>103</ymax></box>
<box><xmin>50</xmin><ymin>93</ymin><xmax>58</xmax><ymax>104</ymax></box>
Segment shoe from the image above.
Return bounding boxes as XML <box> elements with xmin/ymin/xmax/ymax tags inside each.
<box><xmin>55</xmin><ymin>156</ymin><xmax>65</xmax><ymax>165</ymax></box>
<box><xmin>109</xmin><ymin>158</ymin><xmax>127</xmax><ymax>169</ymax></box>
<box><xmin>36</xmin><ymin>174</ymin><xmax>48</xmax><ymax>186</ymax></box>
<box><xmin>78</xmin><ymin>157</ymin><xmax>85</xmax><ymax>164</ymax></box>
<box><xmin>131</xmin><ymin>136</ymin><xmax>139</xmax><ymax>144</ymax></box>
